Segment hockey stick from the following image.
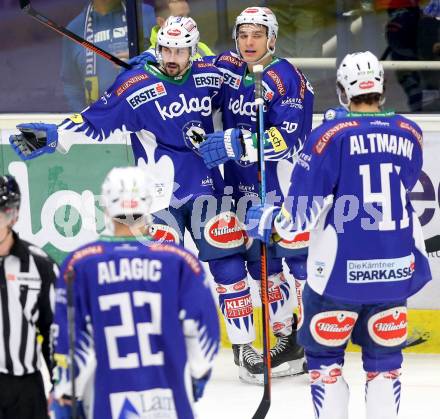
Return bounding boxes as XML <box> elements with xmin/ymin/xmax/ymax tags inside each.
<box><xmin>65</xmin><ymin>270</ymin><xmax>78</xmax><ymax>418</ymax></box>
<box><xmin>252</xmin><ymin>64</ymin><xmax>271</xmax><ymax>419</ymax></box>
<box><xmin>18</xmin><ymin>0</ymin><xmax>131</xmax><ymax>69</ymax></box>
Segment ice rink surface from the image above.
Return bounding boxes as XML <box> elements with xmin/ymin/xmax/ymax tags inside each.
<box><xmin>196</xmin><ymin>351</ymin><xmax>440</xmax><ymax>419</ymax></box>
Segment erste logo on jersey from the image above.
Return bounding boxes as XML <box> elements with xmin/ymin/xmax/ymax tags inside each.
<box><xmin>127</xmin><ymin>82</ymin><xmax>167</xmax><ymax>109</ymax></box>
<box><xmin>182</xmin><ymin>120</ymin><xmax>206</xmax><ymax>154</ymax></box>
<box><xmin>310</xmin><ymin>310</ymin><xmax>358</xmax><ymax>346</ymax></box>
<box><xmin>220</xmin><ymin>68</ymin><xmax>242</xmax><ymax>89</ymax></box>
<box><xmin>204</xmin><ymin>212</ymin><xmax>244</xmax><ymax>249</ymax></box>
<box><xmin>156</xmin><ymin>94</ymin><xmax>212</xmax><ymax>120</ymax></box>
<box><xmin>193</xmin><ymin>73</ymin><xmax>222</xmax><ymax>88</ymax></box>
<box><xmin>367</xmin><ymin>307</ymin><xmax>407</xmax><ymax>347</ymax></box>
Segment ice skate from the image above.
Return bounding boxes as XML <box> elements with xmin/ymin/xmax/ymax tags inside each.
<box><xmin>270</xmin><ymin>330</ymin><xmax>307</xmax><ymax>378</ymax></box>
<box><xmin>232</xmin><ymin>344</ymin><xmax>264</xmax><ymax>385</ymax></box>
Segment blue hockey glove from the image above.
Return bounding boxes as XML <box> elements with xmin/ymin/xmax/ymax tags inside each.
<box><xmin>323</xmin><ymin>107</ymin><xmax>348</xmax><ymax>122</ymax></box>
<box><xmin>424</xmin><ymin>0</ymin><xmax>440</xmax><ymax>18</ymax></box>
<box><xmin>50</xmin><ymin>396</ymin><xmax>85</xmax><ymax>419</ymax></box>
<box><xmin>9</xmin><ymin>123</ymin><xmax>58</xmax><ymax>160</ymax></box>
<box><xmin>245</xmin><ymin>204</ymin><xmax>281</xmax><ymax>243</ymax></box>
<box><xmin>192</xmin><ymin>370</ymin><xmax>212</xmax><ymax>402</ymax></box>
<box><xmin>123</xmin><ymin>49</ymin><xmax>157</xmax><ymax>71</ymax></box>
<box><xmin>199</xmin><ymin>128</ymin><xmax>244</xmax><ymax>168</ymax></box>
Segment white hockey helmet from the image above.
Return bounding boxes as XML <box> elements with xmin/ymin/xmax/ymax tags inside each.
<box><xmin>336</xmin><ymin>51</ymin><xmax>384</xmax><ymax>108</ymax></box>
<box><xmin>233</xmin><ymin>7</ymin><xmax>278</xmax><ymax>58</ymax></box>
<box><xmin>156</xmin><ymin>16</ymin><xmax>200</xmax><ymax>59</ymax></box>
<box><xmin>101</xmin><ymin>167</ymin><xmax>152</xmax><ymax>223</ymax></box>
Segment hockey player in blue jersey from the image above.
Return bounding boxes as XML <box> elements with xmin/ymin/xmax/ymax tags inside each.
<box><xmin>10</xmin><ymin>17</ymin><xmax>250</xmax><ymax>384</ymax></box>
<box><xmin>246</xmin><ymin>51</ymin><xmax>432</xmax><ymax>419</ymax></box>
<box><xmin>195</xmin><ymin>7</ymin><xmax>314</xmax><ymax>382</ymax></box>
<box><xmin>50</xmin><ymin>166</ymin><xmax>219</xmax><ymax>419</ymax></box>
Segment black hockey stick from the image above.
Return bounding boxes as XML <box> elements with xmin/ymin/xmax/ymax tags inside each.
<box><xmin>18</xmin><ymin>0</ymin><xmax>131</xmax><ymax>69</ymax></box>
<box><xmin>252</xmin><ymin>64</ymin><xmax>271</xmax><ymax>419</ymax></box>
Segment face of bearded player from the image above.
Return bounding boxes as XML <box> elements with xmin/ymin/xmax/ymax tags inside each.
<box><xmin>236</xmin><ymin>23</ymin><xmax>275</xmax><ymax>65</ymax></box>
<box><xmin>160</xmin><ymin>46</ymin><xmax>191</xmax><ymax>77</ymax></box>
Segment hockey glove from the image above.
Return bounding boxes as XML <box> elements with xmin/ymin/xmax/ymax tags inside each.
<box><xmin>124</xmin><ymin>48</ymin><xmax>157</xmax><ymax>71</ymax></box>
<box><xmin>245</xmin><ymin>204</ymin><xmax>281</xmax><ymax>244</ymax></box>
<box><xmin>199</xmin><ymin>128</ymin><xmax>244</xmax><ymax>168</ymax></box>
<box><xmin>9</xmin><ymin>123</ymin><xmax>58</xmax><ymax>160</ymax></box>
<box><xmin>192</xmin><ymin>369</ymin><xmax>212</xmax><ymax>402</ymax></box>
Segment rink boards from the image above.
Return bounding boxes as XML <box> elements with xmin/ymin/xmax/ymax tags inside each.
<box><xmin>1</xmin><ymin>114</ymin><xmax>440</xmax><ymax>353</ymax></box>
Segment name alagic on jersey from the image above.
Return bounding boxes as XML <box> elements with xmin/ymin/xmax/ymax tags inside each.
<box><xmin>98</xmin><ymin>258</ymin><xmax>162</xmax><ymax>284</ymax></box>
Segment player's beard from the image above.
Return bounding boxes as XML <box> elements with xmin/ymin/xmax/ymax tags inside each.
<box><xmin>164</xmin><ymin>62</ymin><xmax>184</xmax><ymax>77</ymax></box>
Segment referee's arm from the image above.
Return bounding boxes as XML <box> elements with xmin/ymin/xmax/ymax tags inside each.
<box><xmin>35</xmin><ymin>255</ymin><xmax>58</xmax><ymax>376</ymax></box>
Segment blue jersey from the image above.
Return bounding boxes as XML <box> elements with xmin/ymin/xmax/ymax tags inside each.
<box><xmin>53</xmin><ymin>236</ymin><xmax>219</xmax><ymax>419</ymax></box>
<box><xmin>214</xmin><ymin>51</ymin><xmax>314</xmax><ymax>201</ymax></box>
<box><xmin>61</xmin><ymin>2</ymin><xmax>156</xmax><ymax>111</ymax></box>
<box><xmin>59</xmin><ymin>61</ymin><xmax>224</xmax><ymax>203</ymax></box>
<box><xmin>275</xmin><ymin>112</ymin><xmax>431</xmax><ymax>303</ymax></box>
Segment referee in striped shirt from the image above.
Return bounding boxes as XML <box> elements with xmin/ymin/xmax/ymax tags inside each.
<box><xmin>0</xmin><ymin>175</ymin><xmax>57</xmax><ymax>419</ymax></box>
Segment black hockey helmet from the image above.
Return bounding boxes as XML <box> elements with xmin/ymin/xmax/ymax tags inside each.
<box><xmin>0</xmin><ymin>175</ymin><xmax>21</xmax><ymax>212</ymax></box>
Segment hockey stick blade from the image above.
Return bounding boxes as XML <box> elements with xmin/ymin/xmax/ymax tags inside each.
<box><xmin>18</xmin><ymin>0</ymin><xmax>131</xmax><ymax>69</ymax></box>
<box><xmin>252</xmin><ymin>392</ymin><xmax>271</xmax><ymax>419</ymax></box>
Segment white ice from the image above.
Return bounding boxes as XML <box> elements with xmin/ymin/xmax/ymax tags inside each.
<box><xmin>195</xmin><ymin>351</ymin><xmax>440</xmax><ymax>419</ymax></box>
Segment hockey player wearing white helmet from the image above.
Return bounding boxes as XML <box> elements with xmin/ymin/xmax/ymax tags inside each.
<box><xmin>51</xmin><ymin>167</ymin><xmax>220</xmax><ymax>419</ymax></box>
<box><xmin>155</xmin><ymin>15</ymin><xmax>200</xmax><ymax>77</ymax></box>
<box><xmin>246</xmin><ymin>50</ymin><xmax>431</xmax><ymax>419</ymax></box>
<box><xmin>197</xmin><ymin>6</ymin><xmax>315</xmax><ymax>384</ymax></box>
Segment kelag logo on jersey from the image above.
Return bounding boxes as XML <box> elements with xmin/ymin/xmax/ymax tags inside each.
<box><xmin>155</xmin><ymin>94</ymin><xmax>212</xmax><ymax>120</ymax></box>
<box><xmin>126</xmin><ymin>82</ymin><xmax>167</xmax><ymax>109</ymax></box>
<box><xmin>193</xmin><ymin>73</ymin><xmax>222</xmax><ymax>88</ymax></box>
<box><xmin>220</xmin><ymin>68</ymin><xmax>242</xmax><ymax>90</ymax></box>
<box><xmin>228</xmin><ymin>94</ymin><xmax>257</xmax><ymax>121</ymax></box>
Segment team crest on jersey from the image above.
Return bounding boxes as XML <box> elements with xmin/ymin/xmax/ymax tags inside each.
<box><xmin>182</xmin><ymin>120</ymin><xmax>206</xmax><ymax>154</ymax></box>
<box><xmin>368</xmin><ymin>307</ymin><xmax>407</xmax><ymax>347</ymax></box>
<box><xmin>148</xmin><ymin>224</ymin><xmax>180</xmax><ymax>244</ymax></box>
<box><xmin>126</xmin><ymin>82</ymin><xmax>167</xmax><ymax>109</ymax></box>
<box><xmin>110</xmin><ymin>389</ymin><xmax>177</xmax><ymax>419</ymax></box>
<box><xmin>193</xmin><ymin>73</ymin><xmax>222</xmax><ymax>88</ymax></box>
<box><xmin>204</xmin><ymin>212</ymin><xmax>245</xmax><ymax>249</ymax></box>
<box><xmin>310</xmin><ymin>311</ymin><xmax>358</xmax><ymax>347</ymax></box>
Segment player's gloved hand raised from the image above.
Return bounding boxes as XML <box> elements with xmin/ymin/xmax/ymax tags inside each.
<box><xmin>199</xmin><ymin>128</ymin><xmax>244</xmax><ymax>168</ymax></box>
<box><xmin>9</xmin><ymin>123</ymin><xmax>58</xmax><ymax>160</ymax></box>
<box><xmin>122</xmin><ymin>48</ymin><xmax>156</xmax><ymax>72</ymax></box>
<box><xmin>245</xmin><ymin>204</ymin><xmax>281</xmax><ymax>243</ymax></box>
<box><xmin>192</xmin><ymin>369</ymin><xmax>212</xmax><ymax>402</ymax></box>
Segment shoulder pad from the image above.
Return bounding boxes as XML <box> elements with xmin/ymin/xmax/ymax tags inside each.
<box><xmin>313</xmin><ymin>120</ymin><xmax>360</xmax><ymax>154</ymax></box>
<box><xmin>216</xmin><ymin>52</ymin><xmax>245</xmax><ymax>68</ymax></box>
<box><xmin>113</xmin><ymin>71</ymin><xmax>150</xmax><ymax>97</ymax></box>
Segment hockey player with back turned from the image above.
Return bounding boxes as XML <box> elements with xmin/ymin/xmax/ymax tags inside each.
<box><xmin>50</xmin><ymin>166</ymin><xmax>219</xmax><ymax>419</ymax></box>
<box><xmin>198</xmin><ymin>6</ymin><xmax>314</xmax><ymax>383</ymax></box>
<box><xmin>245</xmin><ymin>51</ymin><xmax>432</xmax><ymax>419</ymax></box>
